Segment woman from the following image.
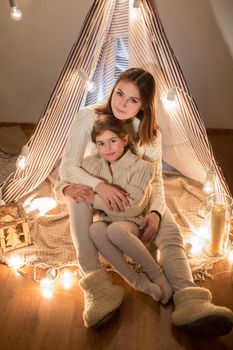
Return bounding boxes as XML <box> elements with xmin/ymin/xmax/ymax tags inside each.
<box><xmin>59</xmin><ymin>68</ymin><xmax>233</xmax><ymax>335</ymax></box>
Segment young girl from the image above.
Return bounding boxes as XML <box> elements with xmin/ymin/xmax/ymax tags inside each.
<box><xmin>58</xmin><ymin>68</ymin><xmax>233</xmax><ymax>335</ymax></box>
<box><xmin>56</xmin><ymin>114</ymin><xmax>173</xmax><ymax>305</ymax></box>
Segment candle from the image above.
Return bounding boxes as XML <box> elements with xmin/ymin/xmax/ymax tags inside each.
<box><xmin>210</xmin><ymin>204</ymin><xmax>226</xmax><ymax>256</ymax></box>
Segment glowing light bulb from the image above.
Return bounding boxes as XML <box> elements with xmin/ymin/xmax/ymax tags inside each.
<box><xmin>86</xmin><ymin>80</ymin><xmax>96</xmax><ymax>92</ymax></box>
<box><xmin>16</xmin><ymin>145</ymin><xmax>29</xmax><ymax>169</ymax></box>
<box><xmin>60</xmin><ymin>270</ymin><xmax>74</xmax><ymax>289</ymax></box>
<box><xmin>189</xmin><ymin>236</ymin><xmax>206</xmax><ymax>256</ymax></box>
<box><xmin>188</xmin><ymin>222</ymin><xmax>211</xmax><ymax>256</ymax></box>
<box><xmin>202</xmin><ymin>181</ymin><xmax>214</xmax><ymax>194</ymax></box>
<box><xmin>40</xmin><ymin>268</ymin><xmax>57</xmax><ymax>299</ymax></box>
<box><xmin>162</xmin><ymin>88</ymin><xmax>177</xmax><ymax>112</ymax></box>
<box><xmin>76</xmin><ymin>68</ymin><xmax>96</xmax><ymax>92</ymax></box>
<box><xmin>10</xmin><ymin>6</ymin><xmax>23</xmax><ymax>21</ymax></box>
<box><xmin>202</xmin><ymin>167</ymin><xmax>215</xmax><ymax>194</ymax></box>
<box><xmin>130</xmin><ymin>0</ymin><xmax>142</xmax><ymax>20</ymax></box>
<box><xmin>40</xmin><ymin>277</ymin><xmax>54</xmax><ymax>299</ymax></box>
<box><xmin>7</xmin><ymin>255</ymin><xmax>25</xmax><ymax>271</ymax></box>
<box><xmin>25</xmin><ymin>197</ymin><xmax>57</xmax><ymax>216</ymax></box>
<box><xmin>16</xmin><ymin>155</ymin><xmax>27</xmax><ymax>169</ymax></box>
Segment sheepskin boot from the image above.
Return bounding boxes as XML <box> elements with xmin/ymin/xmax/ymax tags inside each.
<box><xmin>78</xmin><ymin>268</ymin><xmax>124</xmax><ymax>329</ymax></box>
<box><xmin>172</xmin><ymin>287</ymin><xmax>233</xmax><ymax>337</ymax></box>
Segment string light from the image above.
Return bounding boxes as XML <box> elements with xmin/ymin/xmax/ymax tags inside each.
<box><xmin>33</xmin><ymin>263</ymin><xmax>79</xmax><ymax>299</ymax></box>
<box><xmin>130</xmin><ymin>0</ymin><xmax>142</xmax><ymax>21</ymax></box>
<box><xmin>9</xmin><ymin>0</ymin><xmax>23</xmax><ymax>21</ymax></box>
<box><xmin>40</xmin><ymin>267</ymin><xmax>58</xmax><ymax>299</ymax></box>
<box><xmin>76</xmin><ymin>68</ymin><xmax>96</xmax><ymax>92</ymax></box>
<box><xmin>188</xmin><ymin>221</ymin><xmax>211</xmax><ymax>256</ymax></box>
<box><xmin>23</xmin><ymin>197</ymin><xmax>57</xmax><ymax>216</ymax></box>
<box><xmin>202</xmin><ymin>166</ymin><xmax>215</xmax><ymax>194</ymax></box>
<box><xmin>6</xmin><ymin>255</ymin><xmax>26</xmax><ymax>272</ymax></box>
<box><xmin>161</xmin><ymin>88</ymin><xmax>177</xmax><ymax>112</ymax></box>
<box><xmin>16</xmin><ymin>145</ymin><xmax>29</xmax><ymax>170</ymax></box>
<box><xmin>60</xmin><ymin>269</ymin><xmax>75</xmax><ymax>289</ymax></box>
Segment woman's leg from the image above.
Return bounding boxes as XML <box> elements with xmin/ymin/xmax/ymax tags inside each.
<box><xmin>68</xmin><ymin>201</ymin><xmax>124</xmax><ymax>328</ymax></box>
<box><xmin>154</xmin><ymin>207</ymin><xmax>196</xmax><ymax>292</ymax></box>
<box><xmin>90</xmin><ymin>221</ymin><xmax>165</xmax><ymax>302</ymax></box>
<box><xmin>106</xmin><ymin>221</ymin><xmax>172</xmax><ymax>303</ymax></box>
<box><xmin>155</xmin><ymin>207</ymin><xmax>233</xmax><ymax>336</ymax></box>
<box><xmin>68</xmin><ymin>200</ymin><xmax>102</xmax><ymax>275</ymax></box>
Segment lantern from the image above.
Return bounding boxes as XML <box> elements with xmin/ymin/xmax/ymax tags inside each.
<box><xmin>0</xmin><ymin>202</ymin><xmax>31</xmax><ymax>253</ymax></box>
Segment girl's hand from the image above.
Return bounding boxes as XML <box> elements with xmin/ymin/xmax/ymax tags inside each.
<box><xmin>64</xmin><ymin>183</ymin><xmax>93</xmax><ymax>203</ymax></box>
<box><xmin>139</xmin><ymin>212</ymin><xmax>161</xmax><ymax>243</ymax></box>
<box><xmin>95</xmin><ymin>182</ymin><xmax>129</xmax><ymax>212</ymax></box>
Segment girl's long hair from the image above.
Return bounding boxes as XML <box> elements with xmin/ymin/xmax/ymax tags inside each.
<box><xmin>95</xmin><ymin>68</ymin><xmax>158</xmax><ymax>146</ymax></box>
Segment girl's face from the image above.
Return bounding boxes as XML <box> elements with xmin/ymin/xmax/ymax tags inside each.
<box><xmin>95</xmin><ymin>130</ymin><xmax>128</xmax><ymax>163</ymax></box>
<box><xmin>111</xmin><ymin>80</ymin><xmax>143</xmax><ymax>120</ymax></box>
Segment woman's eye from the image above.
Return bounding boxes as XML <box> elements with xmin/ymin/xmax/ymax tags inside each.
<box><xmin>130</xmin><ymin>98</ymin><xmax>138</xmax><ymax>104</ymax></box>
<box><xmin>116</xmin><ymin>91</ymin><xmax>123</xmax><ymax>96</ymax></box>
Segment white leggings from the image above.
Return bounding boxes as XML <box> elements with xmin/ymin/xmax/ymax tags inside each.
<box><xmin>89</xmin><ymin>220</ymin><xmax>173</xmax><ymax>302</ymax></box>
<box><xmin>68</xmin><ymin>201</ymin><xmax>196</xmax><ymax>293</ymax></box>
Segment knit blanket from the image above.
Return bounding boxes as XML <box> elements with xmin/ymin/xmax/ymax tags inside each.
<box><xmin>0</xmin><ymin>155</ymin><xmax>229</xmax><ymax>281</ymax></box>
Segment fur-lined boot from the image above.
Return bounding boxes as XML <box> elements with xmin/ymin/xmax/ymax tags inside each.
<box><xmin>78</xmin><ymin>268</ymin><xmax>124</xmax><ymax>328</ymax></box>
<box><xmin>172</xmin><ymin>287</ymin><xmax>233</xmax><ymax>337</ymax></box>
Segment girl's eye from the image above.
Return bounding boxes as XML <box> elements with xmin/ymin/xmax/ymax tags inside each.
<box><xmin>96</xmin><ymin>142</ymin><xmax>104</xmax><ymax>147</ymax></box>
<box><xmin>130</xmin><ymin>98</ymin><xmax>138</xmax><ymax>104</ymax></box>
<box><xmin>111</xmin><ymin>139</ymin><xmax>117</xmax><ymax>143</ymax></box>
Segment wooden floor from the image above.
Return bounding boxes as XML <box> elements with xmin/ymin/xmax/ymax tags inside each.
<box><xmin>0</xmin><ymin>262</ymin><xmax>232</xmax><ymax>350</ymax></box>
<box><xmin>0</xmin><ymin>126</ymin><xmax>233</xmax><ymax>350</ymax></box>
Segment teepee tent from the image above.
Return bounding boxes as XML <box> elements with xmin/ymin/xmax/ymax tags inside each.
<box><xmin>2</xmin><ymin>0</ymin><xmax>230</xmax><ymax>203</ymax></box>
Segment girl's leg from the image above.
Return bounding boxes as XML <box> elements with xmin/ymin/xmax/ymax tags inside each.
<box><xmin>89</xmin><ymin>221</ymin><xmax>161</xmax><ymax>302</ymax></box>
<box><xmin>68</xmin><ymin>200</ymin><xmax>101</xmax><ymax>275</ymax></box>
<box><xmin>154</xmin><ymin>207</ymin><xmax>196</xmax><ymax>293</ymax></box>
<box><xmin>106</xmin><ymin>221</ymin><xmax>172</xmax><ymax>303</ymax></box>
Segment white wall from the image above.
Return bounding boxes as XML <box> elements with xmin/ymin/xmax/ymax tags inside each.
<box><xmin>0</xmin><ymin>0</ymin><xmax>93</xmax><ymax>124</ymax></box>
<box><xmin>0</xmin><ymin>0</ymin><xmax>232</xmax><ymax>128</ymax></box>
<box><xmin>156</xmin><ymin>0</ymin><xmax>233</xmax><ymax>128</ymax></box>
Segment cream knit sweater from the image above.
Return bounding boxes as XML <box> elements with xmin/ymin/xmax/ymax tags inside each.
<box><xmin>56</xmin><ymin>150</ymin><xmax>155</xmax><ymax>224</ymax></box>
<box><xmin>60</xmin><ymin>106</ymin><xmax>166</xmax><ymax>216</ymax></box>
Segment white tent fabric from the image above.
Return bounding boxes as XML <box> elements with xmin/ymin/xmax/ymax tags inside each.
<box><xmin>2</xmin><ymin>0</ymin><xmax>230</xmax><ymax>202</ymax></box>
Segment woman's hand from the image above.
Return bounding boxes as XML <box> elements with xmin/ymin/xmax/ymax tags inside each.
<box><xmin>64</xmin><ymin>183</ymin><xmax>94</xmax><ymax>204</ymax></box>
<box><xmin>139</xmin><ymin>212</ymin><xmax>161</xmax><ymax>243</ymax></box>
<box><xmin>95</xmin><ymin>182</ymin><xmax>129</xmax><ymax>212</ymax></box>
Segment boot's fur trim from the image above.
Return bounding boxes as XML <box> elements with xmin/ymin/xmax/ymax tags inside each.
<box><xmin>78</xmin><ymin>268</ymin><xmax>108</xmax><ymax>289</ymax></box>
<box><xmin>173</xmin><ymin>287</ymin><xmax>211</xmax><ymax>305</ymax></box>
<box><xmin>172</xmin><ymin>287</ymin><xmax>233</xmax><ymax>336</ymax></box>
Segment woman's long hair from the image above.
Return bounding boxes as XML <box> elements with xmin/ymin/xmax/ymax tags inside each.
<box><xmin>95</xmin><ymin>68</ymin><xmax>158</xmax><ymax>146</ymax></box>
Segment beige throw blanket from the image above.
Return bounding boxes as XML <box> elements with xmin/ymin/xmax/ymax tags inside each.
<box><xmin>0</xmin><ymin>158</ymin><xmax>229</xmax><ymax>280</ymax></box>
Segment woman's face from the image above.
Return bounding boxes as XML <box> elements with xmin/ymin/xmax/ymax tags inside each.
<box><xmin>111</xmin><ymin>80</ymin><xmax>143</xmax><ymax>120</ymax></box>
